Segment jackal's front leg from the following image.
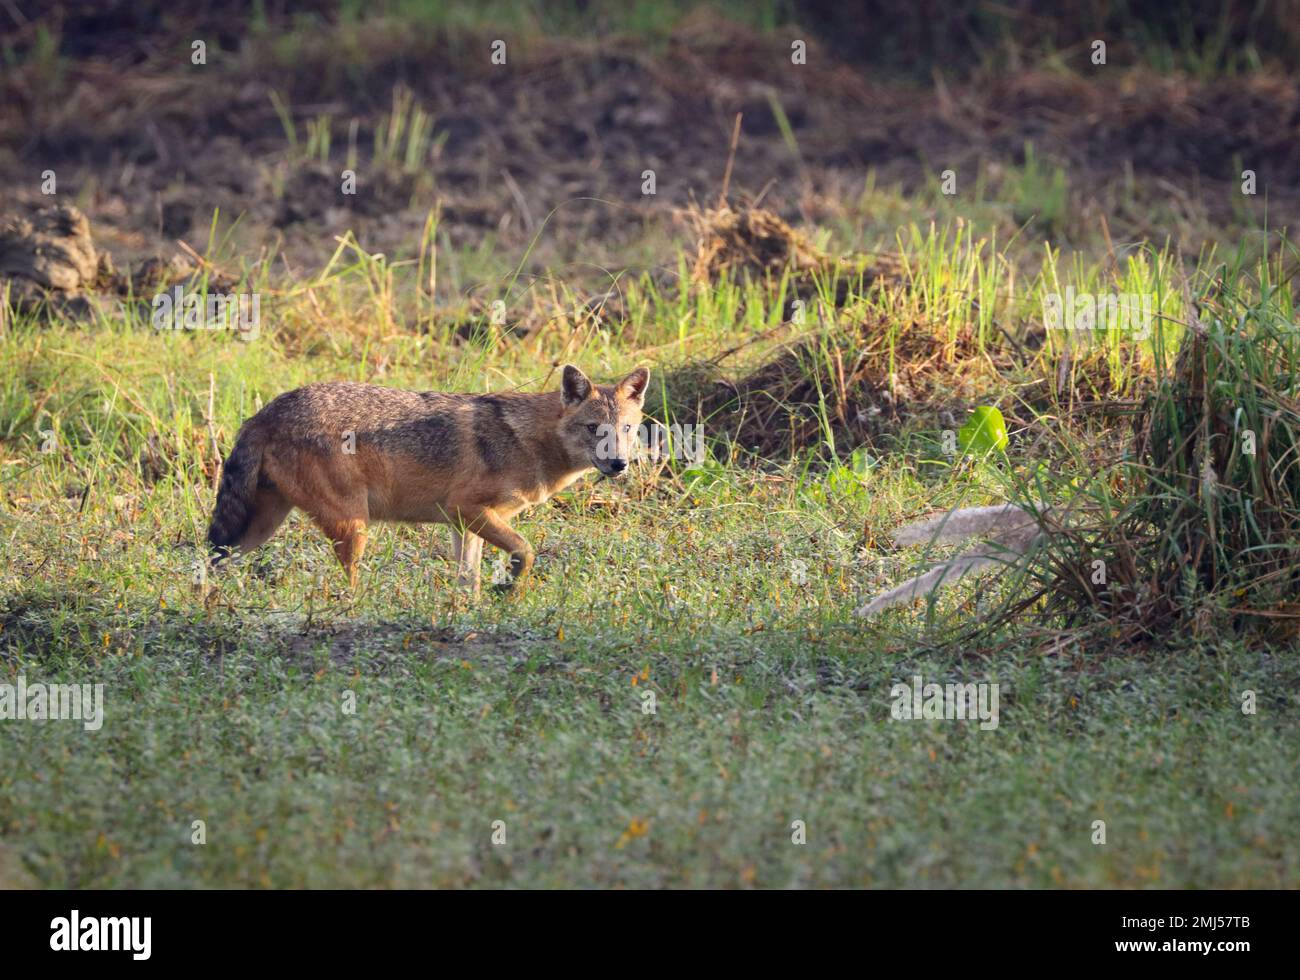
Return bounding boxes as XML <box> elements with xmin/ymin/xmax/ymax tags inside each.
<box><xmin>318</xmin><ymin>517</ymin><xmax>368</xmax><ymax>590</ymax></box>
<box><xmin>465</xmin><ymin>510</ymin><xmax>534</xmax><ymax>593</ymax></box>
<box><xmin>308</xmin><ymin>489</ymin><xmax>370</xmax><ymax>591</ymax></box>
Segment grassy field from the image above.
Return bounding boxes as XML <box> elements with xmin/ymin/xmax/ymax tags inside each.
<box><xmin>2</xmin><ymin>1</ymin><xmax>1299</xmax><ymax>889</ymax></box>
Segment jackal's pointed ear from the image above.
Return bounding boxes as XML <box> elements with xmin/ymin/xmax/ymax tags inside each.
<box><xmin>617</xmin><ymin>366</ymin><xmax>650</xmax><ymax>405</ymax></box>
<box><xmin>561</xmin><ymin>364</ymin><xmax>592</xmax><ymax>407</ymax></box>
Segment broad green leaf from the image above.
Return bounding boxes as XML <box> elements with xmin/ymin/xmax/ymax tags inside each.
<box><xmin>959</xmin><ymin>406</ymin><xmax>1009</xmax><ymax>455</ymax></box>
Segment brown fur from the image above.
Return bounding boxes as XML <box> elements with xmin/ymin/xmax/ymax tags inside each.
<box><xmin>207</xmin><ymin>365</ymin><xmax>650</xmax><ymax>590</ymax></box>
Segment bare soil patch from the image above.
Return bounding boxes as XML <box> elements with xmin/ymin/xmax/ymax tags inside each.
<box><xmin>2</xmin><ymin>21</ymin><xmax>1296</xmax><ymax>288</ymax></box>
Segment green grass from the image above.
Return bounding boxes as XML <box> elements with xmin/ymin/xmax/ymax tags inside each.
<box><xmin>3</xmin><ymin>425</ymin><xmax>1297</xmax><ymax>886</ymax></box>
<box><xmin>2</xmin><ymin>201</ymin><xmax>1299</xmax><ymax>887</ymax></box>
<box><xmin>4</xmin><ymin>619</ymin><xmax>1297</xmax><ymax>887</ymax></box>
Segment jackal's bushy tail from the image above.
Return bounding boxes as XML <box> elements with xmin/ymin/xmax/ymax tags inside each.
<box><xmin>856</xmin><ymin>504</ymin><xmax>1046</xmax><ymax>618</ymax></box>
<box><xmin>207</xmin><ymin>428</ymin><xmax>266</xmax><ymax>559</ymax></box>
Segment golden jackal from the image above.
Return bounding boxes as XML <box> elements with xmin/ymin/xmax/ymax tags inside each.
<box><xmin>206</xmin><ymin>365</ymin><xmax>649</xmax><ymax>591</ymax></box>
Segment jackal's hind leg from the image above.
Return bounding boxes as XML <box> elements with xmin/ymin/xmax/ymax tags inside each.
<box><xmin>450</xmin><ymin>529</ymin><xmax>484</xmax><ymax>594</ymax></box>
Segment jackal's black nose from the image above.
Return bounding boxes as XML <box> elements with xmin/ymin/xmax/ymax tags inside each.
<box><xmin>609</xmin><ymin>458</ymin><xmax>627</xmax><ymax>473</ymax></box>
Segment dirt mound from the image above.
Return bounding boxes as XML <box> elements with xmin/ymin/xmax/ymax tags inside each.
<box><xmin>665</xmin><ymin>313</ymin><xmax>985</xmax><ymax>461</ymax></box>
<box><xmin>683</xmin><ymin>204</ymin><xmax>828</xmax><ymax>283</ymax></box>
<box><xmin>0</xmin><ymin>205</ymin><xmax>105</xmax><ymax>314</ymax></box>
<box><xmin>680</xmin><ymin>203</ymin><xmax>904</xmax><ymax>316</ymax></box>
<box><xmin>0</xmin><ymin>204</ymin><xmax>241</xmax><ymax>321</ymax></box>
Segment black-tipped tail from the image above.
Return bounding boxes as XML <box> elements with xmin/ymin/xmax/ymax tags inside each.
<box><xmin>207</xmin><ymin>431</ymin><xmax>263</xmax><ymax>562</ymax></box>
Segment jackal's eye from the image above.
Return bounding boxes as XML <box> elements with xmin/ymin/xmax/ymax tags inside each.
<box><xmin>586</xmin><ymin>423</ymin><xmax>599</xmax><ymax>435</ymax></box>
<box><xmin>623</xmin><ymin>424</ymin><xmax>631</xmax><ymax>433</ymax></box>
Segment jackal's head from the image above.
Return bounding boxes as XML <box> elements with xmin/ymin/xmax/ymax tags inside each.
<box><xmin>558</xmin><ymin>364</ymin><xmax>650</xmax><ymax>477</ymax></box>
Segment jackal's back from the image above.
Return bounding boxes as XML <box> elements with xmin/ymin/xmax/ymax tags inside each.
<box><xmin>254</xmin><ymin>382</ymin><xmax>469</xmax><ymax>461</ymax></box>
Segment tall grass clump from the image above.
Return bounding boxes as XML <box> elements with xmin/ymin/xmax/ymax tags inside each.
<box><xmin>1128</xmin><ymin>261</ymin><xmax>1300</xmax><ymax>628</ymax></box>
<box><xmin>972</xmin><ymin>250</ymin><xmax>1300</xmax><ymax>648</ymax></box>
